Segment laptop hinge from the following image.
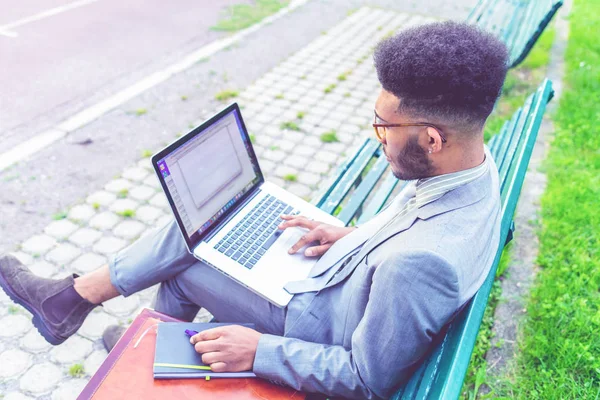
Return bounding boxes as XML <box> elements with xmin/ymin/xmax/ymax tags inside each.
<box><xmin>203</xmin><ymin>187</ymin><xmax>262</xmax><ymax>243</ymax></box>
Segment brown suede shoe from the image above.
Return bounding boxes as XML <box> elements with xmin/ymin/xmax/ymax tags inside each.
<box><xmin>102</xmin><ymin>324</ymin><xmax>127</xmax><ymax>352</ymax></box>
<box><xmin>0</xmin><ymin>254</ymin><xmax>97</xmax><ymax>345</ymax></box>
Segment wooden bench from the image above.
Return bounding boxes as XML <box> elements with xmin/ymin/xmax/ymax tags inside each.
<box><xmin>310</xmin><ymin>79</ymin><xmax>554</xmax><ymax>399</ymax></box>
<box><xmin>467</xmin><ymin>0</ymin><xmax>563</xmax><ymax>68</ymax></box>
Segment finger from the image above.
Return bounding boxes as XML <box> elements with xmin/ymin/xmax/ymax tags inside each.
<box><xmin>194</xmin><ymin>339</ymin><xmax>222</xmax><ymax>354</ymax></box>
<box><xmin>201</xmin><ymin>351</ymin><xmax>222</xmax><ymax>365</ymax></box>
<box><xmin>191</xmin><ymin>327</ymin><xmax>224</xmax><ymax>344</ymax></box>
<box><xmin>209</xmin><ymin>362</ymin><xmax>228</xmax><ymax>373</ymax></box>
<box><xmin>304</xmin><ymin>243</ymin><xmax>332</xmax><ymax>257</ymax></box>
<box><xmin>278</xmin><ymin>216</ymin><xmax>317</xmax><ymax>230</ymax></box>
<box><xmin>288</xmin><ymin>230</ymin><xmax>320</xmax><ymax>254</ymax></box>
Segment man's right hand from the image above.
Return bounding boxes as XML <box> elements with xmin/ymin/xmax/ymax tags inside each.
<box><xmin>278</xmin><ymin>214</ymin><xmax>357</xmax><ymax>257</ymax></box>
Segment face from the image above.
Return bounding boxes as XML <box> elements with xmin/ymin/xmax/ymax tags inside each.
<box><xmin>374</xmin><ymin>90</ymin><xmax>434</xmax><ymax>180</ymax></box>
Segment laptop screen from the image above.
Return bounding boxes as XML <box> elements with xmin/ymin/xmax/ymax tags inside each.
<box><xmin>153</xmin><ymin>104</ymin><xmax>262</xmax><ymax>248</ymax></box>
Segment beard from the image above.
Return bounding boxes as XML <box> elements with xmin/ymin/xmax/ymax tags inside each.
<box><xmin>389</xmin><ymin>135</ymin><xmax>434</xmax><ymax>180</ymax></box>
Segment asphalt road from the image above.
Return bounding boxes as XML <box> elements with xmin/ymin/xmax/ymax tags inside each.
<box><xmin>0</xmin><ymin>0</ymin><xmax>249</xmax><ymax>152</ymax></box>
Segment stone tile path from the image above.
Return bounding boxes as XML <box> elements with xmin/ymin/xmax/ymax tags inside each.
<box><xmin>0</xmin><ymin>7</ymin><xmax>435</xmax><ymax>399</ymax></box>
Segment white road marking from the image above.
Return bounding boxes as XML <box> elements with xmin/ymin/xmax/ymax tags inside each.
<box><xmin>0</xmin><ymin>30</ymin><xmax>18</xmax><ymax>38</ymax></box>
<box><xmin>0</xmin><ymin>0</ymin><xmax>310</xmax><ymax>172</ymax></box>
<box><xmin>0</xmin><ymin>0</ymin><xmax>99</xmax><ymax>37</ymax></box>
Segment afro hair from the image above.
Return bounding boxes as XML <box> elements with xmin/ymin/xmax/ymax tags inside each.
<box><xmin>374</xmin><ymin>21</ymin><xmax>508</xmax><ymax>132</ymax></box>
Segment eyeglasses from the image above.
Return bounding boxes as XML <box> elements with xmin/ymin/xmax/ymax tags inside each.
<box><xmin>373</xmin><ymin>110</ymin><xmax>447</xmax><ymax>143</ymax></box>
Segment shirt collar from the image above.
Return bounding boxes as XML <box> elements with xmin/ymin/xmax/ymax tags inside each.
<box><xmin>413</xmin><ymin>154</ymin><xmax>489</xmax><ymax>209</ymax></box>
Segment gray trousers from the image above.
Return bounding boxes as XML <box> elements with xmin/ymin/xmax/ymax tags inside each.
<box><xmin>108</xmin><ymin>219</ymin><xmax>286</xmax><ymax>335</ymax></box>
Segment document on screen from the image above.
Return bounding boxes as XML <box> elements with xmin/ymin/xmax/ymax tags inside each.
<box><xmin>178</xmin><ymin>127</ymin><xmax>243</xmax><ymax>209</ymax></box>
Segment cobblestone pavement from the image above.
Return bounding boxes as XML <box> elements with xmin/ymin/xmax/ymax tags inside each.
<box><xmin>1</xmin><ymin>6</ymin><xmax>459</xmax><ymax>399</ymax></box>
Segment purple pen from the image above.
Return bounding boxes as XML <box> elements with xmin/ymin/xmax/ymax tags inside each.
<box><xmin>185</xmin><ymin>329</ymin><xmax>199</xmax><ymax>337</ymax></box>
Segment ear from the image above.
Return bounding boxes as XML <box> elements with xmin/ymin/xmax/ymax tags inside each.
<box><xmin>426</xmin><ymin>127</ymin><xmax>443</xmax><ymax>154</ymax></box>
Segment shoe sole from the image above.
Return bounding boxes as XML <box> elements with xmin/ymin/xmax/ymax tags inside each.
<box><xmin>0</xmin><ymin>270</ymin><xmax>65</xmax><ymax>345</ymax></box>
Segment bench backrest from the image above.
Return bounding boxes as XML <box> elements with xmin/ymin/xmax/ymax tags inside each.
<box><xmin>311</xmin><ymin>79</ymin><xmax>554</xmax><ymax>399</ymax></box>
<box><xmin>467</xmin><ymin>0</ymin><xmax>563</xmax><ymax>68</ymax></box>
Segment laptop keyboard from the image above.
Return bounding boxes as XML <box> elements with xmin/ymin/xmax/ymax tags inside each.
<box><xmin>214</xmin><ymin>195</ymin><xmax>294</xmax><ymax>269</ymax></box>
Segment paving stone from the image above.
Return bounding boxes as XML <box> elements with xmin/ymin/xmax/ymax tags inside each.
<box><xmin>338</xmin><ymin>123</ymin><xmax>362</xmax><ymax>135</ymax></box>
<box><xmin>129</xmin><ymin>185</ymin><xmax>156</xmax><ymax>201</ymax></box>
<box><xmin>122</xmin><ymin>166</ymin><xmax>149</xmax><ymax>182</ymax></box>
<box><xmin>51</xmin><ymin>379</ymin><xmax>88</xmax><ymax>400</ymax></box>
<box><xmin>84</xmin><ymin>349</ymin><xmax>108</xmax><ymax>376</ymax></box>
<box><xmin>29</xmin><ymin>260</ymin><xmax>58</xmax><ymax>278</ymax></box>
<box><xmin>21</xmin><ymin>234</ymin><xmax>56</xmax><ymax>255</ymax></box>
<box><xmin>0</xmin><ymin>288</ymin><xmax>11</xmax><ymax>305</ymax></box>
<box><xmin>135</xmin><ymin>205</ymin><xmax>164</xmax><ymax>224</ymax></box>
<box><xmin>297</xmin><ymin>172</ymin><xmax>322</xmax><ymax>186</ymax></box>
<box><xmin>46</xmin><ymin>243</ymin><xmax>81</xmax><ymax>265</ymax></box>
<box><xmin>86</xmin><ymin>191</ymin><xmax>117</xmax><ymax>207</ymax></box>
<box><xmin>8</xmin><ymin>251</ymin><xmax>33</xmax><ymax>265</ymax></box>
<box><xmin>287</xmin><ymin>183</ymin><xmax>312</xmax><ymax>198</ymax></box>
<box><xmin>137</xmin><ymin>157</ymin><xmax>153</xmax><ymax>170</ymax></box>
<box><xmin>67</xmin><ymin>204</ymin><xmax>96</xmax><ymax>222</ymax></box>
<box><xmin>113</xmin><ymin>220</ymin><xmax>146</xmax><ymax>240</ymax></box>
<box><xmin>78</xmin><ymin>310</ymin><xmax>118</xmax><ymax>339</ymax></box>
<box><xmin>305</xmin><ymin>160</ymin><xmax>332</xmax><ymax>175</ymax></box>
<box><xmin>109</xmin><ymin>198</ymin><xmax>140</xmax><ymax>214</ymax></box>
<box><xmin>20</xmin><ymin>329</ymin><xmax>53</xmax><ymax>353</ymax></box>
<box><xmin>262</xmin><ymin>149</ymin><xmax>286</xmax><ymax>162</ymax></box>
<box><xmin>283</xmin><ymin>154</ymin><xmax>310</xmax><ymax>169</ymax></box>
<box><xmin>89</xmin><ymin>211</ymin><xmax>120</xmax><ymax>230</ymax></box>
<box><xmin>274</xmin><ymin>165</ymin><xmax>299</xmax><ymax>179</ymax></box>
<box><xmin>4</xmin><ymin>392</ymin><xmax>34</xmax><ymax>400</ymax></box>
<box><xmin>315</xmin><ymin>150</ymin><xmax>339</xmax><ymax>164</ymax></box>
<box><xmin>104</xmin><ymin>294</ymin><xmax>140</xmax><ymax>316</ymax></box>
<box><xmin>0</xmin><ymin>349</ymin><xmax>32</xmax><ymax>378</ymax></box>
<box><xmin>104</xmin><ymin>179</ymin><xmax>133</xmax><ymax>193</ymax></box>
<box><xmin>69</xmin><ymin>228</ymin><xmax>103</xmax><ymax>247</ymax></box>
<box><xmin>50</xmin><ymin>336</ymin><xmax>93</xmax><ymax>364</ymax></box>
<box><xmin>259</xmin><ymin>159</ymin><xmax>276</xmax><ymax>174</ymax></box>
<box><xmin>148</xmin><ymin>193</ymin><xmax>169</xmax><ymax>209</ymax></box>
<box><xmin>70</xmin><ymin>253</ymin><xmax>107</xmax><ymax>274</ymax></box>
<box><xmin>293</xmin><ymin>145</ymin><xmax>317</xmax><ymax>157</ymax></box>
<box><xmin>92</xmin><ymin>237</ymin><xmax>128</xmax><ymax>255</ymax></box>
<box><xmin>44</xmin><ymin>219</ymin><xmax>79</xmax><ymax>239</ymax></box>
<box><xmin>19</xmin><ymin>362</ymin><xmax>63</xmax><ymax>394</ymax></box>
<box><xmin>155</xmin><ymin>215</ymin><xmax>173</xmax><ymax>229</ymax></box>
<box><xmin>0</xmin><ymin>314</ymin><xmax>32</xmax><ymax>338</ymax></box>
<box><xmin>277</xmin><ymin>139</ymin><xmax>296</xmax><ymax>152</ymax></box>
<box><xmin>303</xmin><ymin>136</ymin><xmax>324</xmax><ymax>147</ymax></box>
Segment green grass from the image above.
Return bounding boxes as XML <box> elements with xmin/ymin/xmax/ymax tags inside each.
<box><xmin>487</xmin><ymin>1</ymin><xmax>600</xmax><ymax>398</ymax></box>
<box><xmin>283</xmin><ymin>174</ymin><xmax>297</xmax><ymax>182</ymax></box>
<box><xmin>69</xmin><ymin>364</ymin><xmax>85</xmax><ymax>378</ymax></box>
<box><xmin>461</xmin><ymin>22</ymin><xmax>557</xmax><ymax>400</ymax></box>
<box><xmin>181</xmin><ymin>95</ymin><xmax>188</xmax><ymax>101</ymax></box>
<box><xmin>52</xmin><ymin>211</ymin><xmax>67</xmax><ymax>220</ymax></box>
<box><xmin>249</xmin><ymin>134</ymin><xmax>256</xmax><ymax>143</ymax></box>
<box><xmin>141</xmin><ymin>149</ymin><xmax>153</xmax><ymax>158</ymax></box>
<box><xmin>275</xmin><ymin>93</ymin><xmax>284</xmax><ymax>99</ymax></box>
<box><xmin>134</xmin><ymin>108</ymin><xmax>147</xmax><ymax>116</ymax></box>
<box><xmin>296</xmin><ymin>111</ymin><xmax>305</xmax><ymax>119</ymax></box>
<box><xmin>215</xmin><ymin>89</ymin><xmax>239</xmax><ymax>102</ymax></box>
<box><xmin>483</xmin><ymin>25</ymin><xmax>556</xmax><ymax>142</ymax></box>
<box><xmin>280</xmin><ymin>121</ymin><xmax>300</xmax><ymax>131</ymax></box>
<box><xmin>117</xmin><ymin>209</ymin><xmax>135</xmax><ymax>218</ymax></box>
<box><xmin>320</xmin><ymin>130</ymin><xmax>339</xmax><ymax>143</ymax></box>
<box><xmin>324</xmin><ymin>84</ymin><xmax>336</xmax><ymax>94</ymax></box>
<box><xmin>211</xmin><ymin>0</ymin><xmax>289</xmax><ymax>32</ymax></box>
<box><xmin>92</xmin><ymin>202</ymin><xmax>101</xmax><ymax>210</ymax></box>
<box><xmin>117</xmin><ymin>189</ymin><xmax>128</xmax><ymax>199</ymax></box>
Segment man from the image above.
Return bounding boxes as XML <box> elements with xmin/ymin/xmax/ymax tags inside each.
<box><xmin>0</xmin><ymin>21</ymin><xmax>508</xmax><ymax>399</ymax></box>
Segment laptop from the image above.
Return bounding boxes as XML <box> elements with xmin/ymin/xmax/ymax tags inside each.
<box><xmin>152</xmin><ymin>103</ymin><xmax>343</xmax><ymax>307</ymax></box>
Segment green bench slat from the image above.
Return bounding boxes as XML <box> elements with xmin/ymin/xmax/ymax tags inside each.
<box><xmin>468</xmin><ymin>0</ymin><xmax>562</xmax><ymax>68</ymax></box>
<box><xmin>337</xmin><ymin>155</ymin><xmax>390</xmax><ymax>226</ymax></box>
<box><xmin>314</xmin><ymin>139</ymin><xmax>381</xmax><ymax>215</ymax></box>
<box><xmin>357</xmin><ymin>171</ymin><xmax>406</xmax><ymax>225</ymax></box>
<box><xmin>312</xmin><ymin>138</ymin><xmax>373</xmax><ymax>208</ymax></box>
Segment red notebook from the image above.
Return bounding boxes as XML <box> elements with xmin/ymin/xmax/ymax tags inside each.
<box><xmin>78</xmin><ymin>308</ymin><xmax>305</xmax><ymax>400</ymax></box>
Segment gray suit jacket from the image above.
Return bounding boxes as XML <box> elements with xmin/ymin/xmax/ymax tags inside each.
<box><xmin>253</xmin><ymin>159</ymin><xmax>501</xmax><ymax>399</ymax></box>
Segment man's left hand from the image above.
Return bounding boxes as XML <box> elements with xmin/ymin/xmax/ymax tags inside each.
<box><xmin>190</xmin><ymin>325</ymin><xmax>262</xmax><ymax>372</ymax></box>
